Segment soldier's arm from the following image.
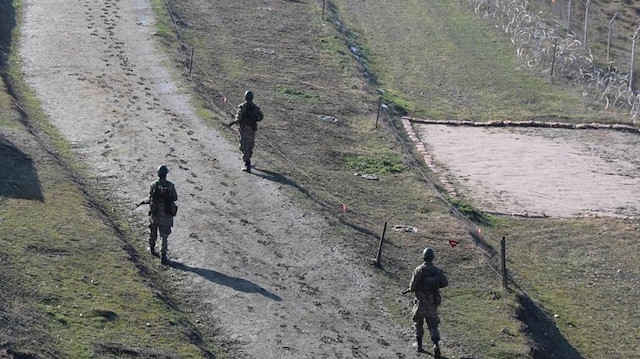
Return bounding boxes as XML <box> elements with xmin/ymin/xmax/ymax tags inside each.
<box><xmin>172</xmin><ymin>184</ymin><xmax>178</xmax><ymax>202</ymax></box>
<box><xmin>255</xmin><ymin>105</ymin><xmax>264</xmax><ymax>122</ymax></box>
<box><xmin>439</xmin><ymin>270</ymin><xmax>449</xmax><ymax>288</ymax></box>
<box><xmin>228</xmin><ymin>105</ymin><xmax>243</xmax><ymax>127</ymax></box>
<box><xmin>409</xmin><ymin>268</ymin><xmax>420</xmax><ymax>292</ymax></box>
<box><xmin>149</xmin><ymin>182</ymin><xmax>155</xmax><ymax>197</ymax></box>
<box><xmin>135</xmin><ymin>198</ymin><xmax>150</xmax><ymax>208</ymax></box>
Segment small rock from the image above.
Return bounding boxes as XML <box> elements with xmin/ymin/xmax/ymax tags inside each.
<box><xmin>355</xmin><ymin>173</ymin><xmax>379</xmax><ymax>180</ymax></box>
<box><xmin>254</xmin><ymin>47</ymin><xmax>276</xmax><ymax>55</ymax></box>
<box><xmin>392</xmin><ymin>225</ymin><xmax>418</xmax><ymax>233</ymax></box>
<box><xmin>319</xmin><ymin>115</ymin><xmax>338</xmax><ymax>123</ymax></box>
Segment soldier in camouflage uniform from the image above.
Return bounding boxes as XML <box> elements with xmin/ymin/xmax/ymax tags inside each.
<box><xmin>138</xmin><ymin>165</ymin><xmax>178</xmax><ymax>265</ymax></box>
<box><xmin>406</xmin><ymin>247</ymin><xmax>449</xmax><ymax>357</ymax></box>
<box><xmin>228</xmin><ymin>90</ymin><xmax>264</xmax><ymax>173</ymax></box>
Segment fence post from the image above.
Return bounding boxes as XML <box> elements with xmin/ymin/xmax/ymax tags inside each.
<box><xmin>607</xmin><ymin>13</ymin><xmax>618</xmax><ymax>67</ymax></box>
<box><xmin>630</xmin><ymin>26</ymin><xmax>640</xmax><ymax>91</ymax></box>
<box><xmin>501</xmin><ymin>236</ymin><xmax>507</xmax><ymax>289</ymax></box>
<box><xmin>550</xmin><ymin>39</ymin><xmax>558</xmax><ymax>82</ymax></box>
<box><xmin>375</xmin><ymin>96</ymin><xmax>382</xmax><ymax>129</ymax></box>
<box><xmin>374</xmin><ymin>222</ymin><xmax>387</xmax><ymax>267</ymax></box>
<box><xmin>188</xmin><ymin>47</ymin><xmax>194</xmax><ymax>77</ymax></box>
<box><xmin>583</xmin><ymin>0</ymin><xmax>591</xmax><ymax>48</ymax></box>
<box><xmin>566</xmin><ymin>0</ymin><xmax>572</xmax><ymax>31</ymax></box>
<box><xmin>322</xmin><ymin>0</ymin><xmax>326</xmax><ymax>21</ymax></box>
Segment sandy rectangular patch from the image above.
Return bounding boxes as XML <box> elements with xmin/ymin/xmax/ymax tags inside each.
<box><xmin>416</xmin><ymin>124</ymin><xmax>640</xmax><ymax>217</ymax></box>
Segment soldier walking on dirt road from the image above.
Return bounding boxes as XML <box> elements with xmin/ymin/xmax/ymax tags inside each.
<box><xmin>227</xmin><ymin>90</ymin><xmax>263</xmax><ymax>173</ymax></box>
<box><xmin>405</xmin><ymin>247</ymin><xmax>449</xmax><ymax>357</ymax></box>
<box><xmin>137</xmin><ymin>165</ymin><xmax>178</xmax><ymax>265</ymax></box>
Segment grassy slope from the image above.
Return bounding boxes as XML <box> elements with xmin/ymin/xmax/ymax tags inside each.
<box><xmin>335</xmin><ymin>0</ymin><xmax>594</xmax><ymax>121</ymax></box>
<box><xmin>486</xmin><ymin>218</ymin><xmax>640</xmax><ymax>358</ymax></box>
<box><xmin>0</xmin><ymin>2</ymin><xmax>219</xmax><ymax>358</ymax></box>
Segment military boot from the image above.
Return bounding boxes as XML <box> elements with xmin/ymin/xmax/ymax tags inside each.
<box><xmin>147</xmin><ymin>241</ymin><xmax>158</xmax><ymax>256</ymax></box>
<box><xmin>416</xmin><ymin>338</ymin><xmax>425</xmax><ymax>353</ymax></box>
<box><xmin>242</xmin><ymin>160</ymin><xmax>251</xmax><ymax>173</ymax></box>
<box><xmin>161</xmin><ymin>254</ymin><xmax>169</xmax><ymax>265</ymax></box>
<box><xmin>433</xmin><ymin>344</ymin><xmax>441</xmax><ymax>359</ymax></box>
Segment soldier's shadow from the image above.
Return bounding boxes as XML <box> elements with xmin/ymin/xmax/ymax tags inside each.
<box><xmin>251</xmin><ymin>168</ymin><xmax>309</xmax><ymax>196</ymax></box>
<box><xmin>170</xmin><ymin>261</ymin><xmax>282</xmax><ymax>302</ymax></box>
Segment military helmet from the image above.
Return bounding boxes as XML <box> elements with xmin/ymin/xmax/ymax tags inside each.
<box><xmin>244</xmin><ymin>90</ymin><xmax>254</xmax><ymax>101</ymax></box>
<box><xmin>422</xmin><ymin>247</ymin><xmax>435</xmax><ymax>262</ymax></box>
<box><xmin>157</xmin><ymin>165</ymin><xmax>169</xmax><ymax>177</ymax></box>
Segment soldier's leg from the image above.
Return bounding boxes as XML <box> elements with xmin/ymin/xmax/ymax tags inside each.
<box><xmin>425</xmin><ymin>314</ymin><xmax>441</xmax><ymax>344</ymax></box>
<box><xmin>148</xmin><ymin>223</ymin><xmax>158</xmax><ymax>255</ymax></box>
<box><xmin>412</xmin><ymin>313</ymin><xmax>425</xmax><ymax>352</ymax></box>
<box><xmin>426</xmin><ymin>313</ymin><xmax>441</xmax><ymax>358</ymax></box>
<box><xmin>239</xmin><ymin>128</ymin><xmax>255</xmax><ymax>171</ymax></box>
<box><xmin>159</xmin><ymin>226</ymin><xmax>171</xmax><ymax>264</ymax></box>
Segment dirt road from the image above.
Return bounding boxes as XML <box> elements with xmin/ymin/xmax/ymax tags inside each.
<box><xmin>19</xmin><ymin>0</ymin><xmax>418</xmax><ymax>357</ymax></box>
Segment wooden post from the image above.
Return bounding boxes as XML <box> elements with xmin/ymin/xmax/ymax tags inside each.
<box><xmin>566</xmin><ymin>0</ymin><xmax>572</xmax><ymax>32</ymax></box>
<box><xmin>188</xmin><ymin>47</ymin><xmax>194</xmax><ymax>77</ymax></box>
<box><xmin>607</xmin><ymin>13</ymin><xmax>618</xmax><ymax>67</ymax></box>
<box><xmin>375</xmin><ymin>96</ymin><xmax>382</xmax><ymax>129</ymax></box>
<box><xmin>631</xmin><ymin>26</ymin><xmax>640</xmax><ymax>91</ymax></box>
<box><xmin>583</xmin><ymin>0</ymin><xmax>591</xmax><ymax>48</ymax></box>
<box><xmin>374</xmin><ymin>222</ymin><xmax>387</xmax><ymax>267</ymax></box>
<box><xmin>501</xmin><ymin>236</ymin><xmax>507</xmax><ymax>289</ymax></box>
<box><xmin>322</xmin><ymin>0</ymin><xmax>326</xmax><ymax>21</ymax></box>
<box><xmin>550</xmin><ymin>39</ymin><xmax>558</xmax><ymax>82</ymax></box>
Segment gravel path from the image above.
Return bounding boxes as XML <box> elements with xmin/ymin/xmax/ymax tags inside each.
<box><xmin>19</xmin><ymin>0</ymin><xmax>414</xmax><ymax>357</ymax></box>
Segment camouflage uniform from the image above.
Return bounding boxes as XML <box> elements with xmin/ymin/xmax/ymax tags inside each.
<box><xmin>147</xmin><ymin>178</ymin><xmax>177</xmax><ymax>263</ymax></box>
<box><xmin>234</xmin><ymin>98</ymin><xmax>263</xmax><ymax>170</ymax></box>
<box><xmin>409</xmin><ymin>260</ymin><xmax>449</xmax><ymax>353</ymax></box>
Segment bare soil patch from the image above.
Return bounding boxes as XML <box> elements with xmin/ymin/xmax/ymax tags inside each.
<box><xmin>415</xmin><ymin>124</ymin><xmax>640</xmax><ymax>218</ymax></box>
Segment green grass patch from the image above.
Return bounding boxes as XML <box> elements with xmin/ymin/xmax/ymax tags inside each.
<box><xmin>275</xmin><ymin>84</ymin><xmax>321</xmax><ymax>103</ymax></box>
<box><xmin>449</xmin><ymin>197</ymin><xmax>494</xmax><ymax>226</ymax></box>
<box><xmin>443</xmin><ymin>288</ymin><xmax>530</xmax><ymax>359</ymax></box>
<box><xmin>343</xmin><ymin>153</ymin><xmax>405</xmax><ymax>174</ymax></box>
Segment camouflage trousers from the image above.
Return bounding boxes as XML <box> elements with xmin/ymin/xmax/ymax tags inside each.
<box><xmin>412</xmin><ymin>299</ymin><xmax>441</xmax><ymax>344</ymax></box>
<box><xmin>149</xmin><ymin>223</ymin><xmax>171</xmax><ymax>257</ymax></box>
<box><xmin>239</xmin><ymin>126</ymin><xmax>256</xmax><ymax>162</ymax></box>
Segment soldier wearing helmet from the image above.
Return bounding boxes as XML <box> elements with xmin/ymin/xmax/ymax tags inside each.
<box><xmin>137</xmin><ymin>165</ymin><xmax>178</xmax><ymax>265</ymax></box>
<box><xmin>405</xmin><ymin>247</ymin><xmax>449</xmax><ymax>357</ymax></box>
<box><xmin>228</xmin><ymin>90</ymin><xmax>264</xmax><ymax>173</ymax></box>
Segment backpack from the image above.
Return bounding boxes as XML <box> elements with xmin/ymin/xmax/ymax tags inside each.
<box><xmin>241</xmin><ymin>103</ymin><xmax>263</xmax><ymax>131</ymax></box>
<box><xmin>151</xmin><ymin>180</ymin><xmax>177</xmax><ymax>216</ymax></box>
<box><xmin>420</xmin><ymin>267</ymin><xmax>441</xmax><ymax>293</ymax></box>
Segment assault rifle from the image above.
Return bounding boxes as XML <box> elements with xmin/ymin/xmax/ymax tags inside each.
<box><xmin>134</xmin><ymin>199</ymin><xmax>150</xmax><ymax>210</ymax></box>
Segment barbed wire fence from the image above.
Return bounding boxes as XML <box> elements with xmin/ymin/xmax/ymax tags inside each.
<box><xmin>468</xmin><ymin>0</ymin><xmax>640</xmax><ymax>123</ymax></box>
